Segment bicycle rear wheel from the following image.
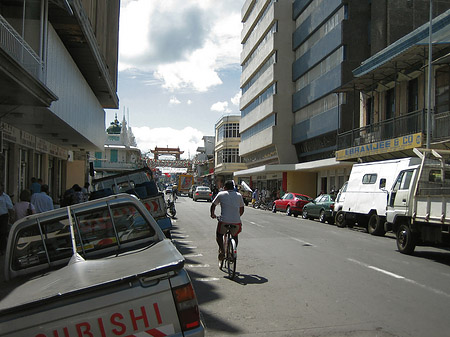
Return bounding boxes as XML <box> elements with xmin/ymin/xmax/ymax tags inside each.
<box><xmin>226</xmin><ymin>236</ymin><xmax>237</xmax><ymax>279</ymax></box>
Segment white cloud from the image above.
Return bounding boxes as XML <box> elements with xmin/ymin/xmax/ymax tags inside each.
<box><xmin>132</xmin><ymin>126</ymin><xmax>204</xmax><ymax>159</ymax></box>
<box><xmin>211</xmin><ymin>101</ymin><xmax>231</xmax><ymax>113</ymax></box>
<box><xmin>118</xmin><ymin>0</ymin><xmax>242</xmax><ymax>92</ymax></box>
<box><xmin>187</xmin><ymin>100</ymin><xmax>193</xmax><ymax>105</ymax></box>
<box><xmin>169</xmin><ymin>96</ymin><xmax>181</xmax><ymax>105</ymax></box>
<box><xmin>231</xmin><ymin>92</ymin><xmax>241</xmax><ymax>106</ymax></box>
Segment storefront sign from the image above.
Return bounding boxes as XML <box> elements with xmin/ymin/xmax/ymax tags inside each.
<box><xmin>1</xmin><ymin>123</ymin><xmax>19</xmax><ymax>143</ymax></box>
<box><xmin>20</xmin><ymin>130</ymin><xmax>35</xmax><ymax>149</ymax></box>
<box><xmin>336</xmin><ymin>133</ymin><xmax>422</xmax><ymax>161</ymax></box>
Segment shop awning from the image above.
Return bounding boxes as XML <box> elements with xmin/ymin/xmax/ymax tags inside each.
<box><xmin>233</xmin><ymin>158</ymin><xmax>354</xmax><ymax>177</ymax></box>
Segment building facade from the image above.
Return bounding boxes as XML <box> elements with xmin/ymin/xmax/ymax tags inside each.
<box><xmin>214</xmin><ymin>115</ymin><xmax>247</xmax><ymax>188</ymax></box>
<box><xmin>239</xmin><ymin>0</ymin><xmax>297</xmax><ymax>168</ymax></box>
<box><xmin>236</xmin><ymin>0</ymin><xmax>450</xmax><ymax>197</ymax></box>
<box><xmin>337</xmin><ymin>9</ymin><xmax>450</xmax><ymax>163</ymax></box>
<box><xmin>0</xmin><ymin>0</ymin><xmax>119</xmax><ymax>203</ymax></box>
<box><xmin>93</xmin><ymin>114</ymin><xmax>141</xmax><ymax>178</ymax></box>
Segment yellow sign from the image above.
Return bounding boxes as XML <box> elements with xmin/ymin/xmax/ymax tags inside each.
<box><xmin>336</xmin><ymin>133</ymin><xmax>422</xmax><ymax>161</ymax></box>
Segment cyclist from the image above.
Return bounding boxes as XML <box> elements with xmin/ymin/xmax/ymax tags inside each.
<box><xmin>210</xmin><ymin>180</ymin><xmax>245</xmax><ymax>261</ymax></box>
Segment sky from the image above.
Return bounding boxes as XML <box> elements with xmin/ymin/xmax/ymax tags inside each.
<box><xmin>106</xmin><ymin>0</ymin><xmax>244</xmax><ymax>159</ymax></box>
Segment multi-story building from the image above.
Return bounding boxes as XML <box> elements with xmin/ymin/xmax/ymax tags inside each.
<box><xmin>93</xmin><ymin>114</ymin><xmax>141</xmax><ymax>178</ymax></box>
<box><xmin>239</xmin><ymin>0</ymin><xmax>297</xmax><ymax>167</ymax></box>
<box><xmin>0</xmin><ymin>0</ymin><xmax>119</xmax><ymax>202</ymax></box>
<box><xmin>337</xmin><ymin>8</ymin><xmax>450</xmax><ymax>163</ymax></box>
<box><xmin>214</xmin><ymin>115</ymin><xmax>246</xmax><ymax>188</ymax></box>
<box><xmin>236</xmin><ymin>0</ymin><xmax>450</xmax><ymax>197</ymax></box>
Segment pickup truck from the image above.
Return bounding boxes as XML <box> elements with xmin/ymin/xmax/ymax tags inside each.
<box><xmin>386</xmin><ymin>148</ymin><xmax>450</xmax><ymax>254</ymax></box>
<box><xmin>91</xmin><ymin>167</ymin><xmax>173</xmax><ymax>238</ymax></box>
<box><xmin>0</xmin><ymin>194</ymin><xmax>204</xmax><ymax>336</ymax></box>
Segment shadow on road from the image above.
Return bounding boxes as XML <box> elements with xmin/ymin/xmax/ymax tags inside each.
<box><xmin>409</xmin><ymin>249</ymin><xmax>450</xmax><ymax>267</ymax></box>
<box><xmin>231</xmin><ymin>272</ymin><xmax>268</xmax><ymax>285</ymax></box>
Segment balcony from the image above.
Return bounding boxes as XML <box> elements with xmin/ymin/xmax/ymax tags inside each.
<box><xmin>0</xmin><ymin>15</ymin><xmax>56</xmax><ymax>107</ymax></box>
<box><xmin>337</xmin><ymin>109</ymin><xmax>425</xmax><ymax>151</ymax></box>
<box><xmin>0</xmin><ymin>16</ymin><xmax>44</xmax><ymax>82</ymax></box>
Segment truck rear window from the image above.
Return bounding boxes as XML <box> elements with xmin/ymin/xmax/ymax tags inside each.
<box><xmin>11</xmin><ymin>203</ymin><xmax>157</xmax><ymax>271</ymax></box>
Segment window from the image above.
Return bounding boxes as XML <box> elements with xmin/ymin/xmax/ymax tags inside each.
<box><xmin>408</xmin><ymin>78</ymin><xmax>419</xmax><ymax>112</ymax></box>
<box><xmin>366</xmin><ymin>97</ymin><xmax>374</xmax><ymax>125</ymax></box>
<box><xmin>241</xmin><ymin>83</ymin><xmax>277</xmax><ymax>118</ymax></box>
<box><xmin>385</xmin><ymin>88</ymin><xmax>395</xmax><ymax>119</ymax></box>
<box><xmin>110</xmin><ymin>149</ymin><xmax>118</xmax><ymax>163</ymax></box>
<box><xmin>429</xmin><ymin>169</ymin><xmax>450</xmax><ymax>183</ymax></box>
<box><xmin>435</xmin><ymin>66</ymin><xmax>450</xmax><ymax>114</ymax></box>
<box><xmin>217</xmin><ymin>123</ymin><xmax>240</xmax><ymax>142</ymax></box>
<box><xmin>241</xmin><ymin>114</ymin><xmax>276</xmax><ymax>140</ymax></box>
<box><xmin>12</xmin><ymin>204</ymin><xmax>156</xmax><ymax>271</ymax></box>
<box><xmin>362</xmin><ymin>174</ymin><xmax>377</xmax><ymax>184</ymax></box>
<box><xmin>217</xmin><ymin>148</ymin><xmax>242</xmax><ymax>164</ymax></box>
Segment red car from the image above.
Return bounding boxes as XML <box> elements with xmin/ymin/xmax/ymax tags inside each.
<box><xmin>272</xmin><ymin>193</ymin><xmax>313</xmax><ymax>217</ymax></box>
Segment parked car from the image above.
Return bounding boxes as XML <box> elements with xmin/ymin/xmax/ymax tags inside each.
<box><xmin>302</xmin><ymin>194</ymin><xmax>336</xmax><ymax>224</ymax></box>
<box><xmin>272</xmin><ymin>192</ymin><xmax>312</xmax><ymax>217</ymax></box>
<box><xmin>193</xmin><ymin>186</ymin><xmax>213</xmax><ymax>202</ymax></box>
<box><xmin>188</xmin><ymin>185</ymin><xmax>198</xmax><ymax>198</ymax></box>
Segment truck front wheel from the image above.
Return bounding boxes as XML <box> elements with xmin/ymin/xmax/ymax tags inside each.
<box><xmin>368</xmin><ymin>214</ymin><xmax>386</xmax><ymax>236</ymax></box>
<box><xmin>397</xmin><ymin>224</ymin><xmax>416</xmax><ymax>254</ymax></box>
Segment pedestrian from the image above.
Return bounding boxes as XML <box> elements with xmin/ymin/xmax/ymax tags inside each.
<box><xmin>30</xmin><ymin>177</ymin><xmax>41</xmax><ymax>194</ymax></box>
<box><xmin>81</xmin><ymin>182</ymin><xmax>90</xmax><ymax>202</ymax></box>
<box><xmin>252</xmin><ymin>188</ymin><xmax>259</xmax><ymax>207</ymax></box>
<box><xmin>31</xmin><ymin>184</ymin><xmax>54</xmax><ymax>213</ymax></box>
<box><xmin>13</xmin><ymin>189</ymin><xmax>36</xmax><ymax>222</ymax></box>
<box><xmin>72</xmin><ymin>184</ymin><xmax>84</xmax><ymax>204</ymax></box>
<box><xmin>0</xmin><ymin>183</ymin><xmax>13</xmax><ymax>255</ymax></box>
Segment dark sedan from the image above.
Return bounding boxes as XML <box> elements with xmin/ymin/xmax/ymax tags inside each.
<box><xmin>272</xmin><ymin>193</ymin><xmax>312</xmax><ymax>217</ymax></box>
<box><xmin>302</xmin><ymin>194</ymin><xmax>335</xmax><ymax>224</ymax></box>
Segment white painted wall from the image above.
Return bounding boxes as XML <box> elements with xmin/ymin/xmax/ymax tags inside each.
<box><xmin>45</xmin><ymin>25</ymin><xmax>106</xmax><ymax>150</ymax></box>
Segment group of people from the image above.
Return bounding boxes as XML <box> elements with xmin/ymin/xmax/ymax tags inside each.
<box><xmin>0</xmin><ymin>178</ymin><xmax>89</xmax><ymax>255</ymax></box>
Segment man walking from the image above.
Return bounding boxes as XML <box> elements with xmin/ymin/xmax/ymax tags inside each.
<box><xmin>31</xmin><ymin>184</ymin><xmax>54</xmax><ymax>213</ymax></box>
<box><xmin>210</xmin><ymin>180</ymin><xmax>245</xmax><ymax>261</ymax></box>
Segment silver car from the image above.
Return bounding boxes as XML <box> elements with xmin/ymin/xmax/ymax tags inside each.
<box><xmin>193</xmin><ymin>186</ymin><xmax>213</xmax><ymax>202</ymax></box>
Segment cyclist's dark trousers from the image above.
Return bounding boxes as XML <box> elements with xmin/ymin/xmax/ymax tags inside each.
<box><xmin>216</xmin><ymin>232</ymin><xmax>238</xmax><ymax>252</ymax></box>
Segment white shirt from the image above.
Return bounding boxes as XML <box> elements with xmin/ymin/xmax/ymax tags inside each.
<box><xmin>0</xmin><ymin>193</ymin><xmax>13</xmax><ymax>215</ymax></box>
<box><xmin>212</xmin><ymin>190</ymin><xmax>244</xmax><ymax>223</ymax></box>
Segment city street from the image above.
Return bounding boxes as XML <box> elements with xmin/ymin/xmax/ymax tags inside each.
<box><xmin>171</xmin><ymin>196</ymin><xmax>450</xmax><ymax>337</ymax></box>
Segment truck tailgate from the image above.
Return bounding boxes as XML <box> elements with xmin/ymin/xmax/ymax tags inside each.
<box><xmin>0</xmin><ymin>240</ymin><xmax>187</xmax><ymax>336</ymax></box>
<box><xmin>415</xmin><ymin>195</ymin><xmax>450</xmax><ymax>225</ymax></box>
<box><xmin>142</xmin><ymin>195</ymin><xmax>167</xmax><ymax>219</ymax></box>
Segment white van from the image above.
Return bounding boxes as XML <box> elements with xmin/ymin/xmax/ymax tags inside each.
<box><xmin>337</xmin><ymin>157</ymin><xmax>421</xmax><ymax>235</ymax></box>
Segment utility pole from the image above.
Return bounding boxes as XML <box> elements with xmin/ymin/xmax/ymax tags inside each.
<box><xmin>426</xmin><ymin>0</ymin><xmax>433</xmax><ymax>149</ymax></box>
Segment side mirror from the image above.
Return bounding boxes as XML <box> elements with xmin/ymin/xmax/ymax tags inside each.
<box><xmin>379</xmin><ymin>178</ymin><xmax>386</xmax><ymax>189</ymax></box>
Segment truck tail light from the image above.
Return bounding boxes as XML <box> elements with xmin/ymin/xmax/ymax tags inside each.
<box><xmin>172</xmin><ymin>283</ymin><xmax>201</xmax><ymax>331</ymax></box>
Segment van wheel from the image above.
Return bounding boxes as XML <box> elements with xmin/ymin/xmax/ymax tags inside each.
<box><xmin>397</xmin><ymin>224</ymin><xmax>416</xmax><ymax>254</ymax></box>
<box><xmin>335</xmin><ymin>211</ymin><xmax>346</xmax><ymax>228</ymax></box>
<box><xmin>368</xmin><ymin>214</ymin><xmax>386</xmax><ymax>236</ymax></box>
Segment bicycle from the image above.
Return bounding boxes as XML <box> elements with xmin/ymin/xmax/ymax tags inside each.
<box><xmin>219</xmin><ymin>223</ymin><xmax>238</xmax><ymax>279</ymax></box>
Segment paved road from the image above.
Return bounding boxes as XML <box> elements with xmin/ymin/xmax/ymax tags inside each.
<box><xmin>171</xmin><ymin>196</ymin><xmax>450</xmax><ymax>337</ymax></box>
